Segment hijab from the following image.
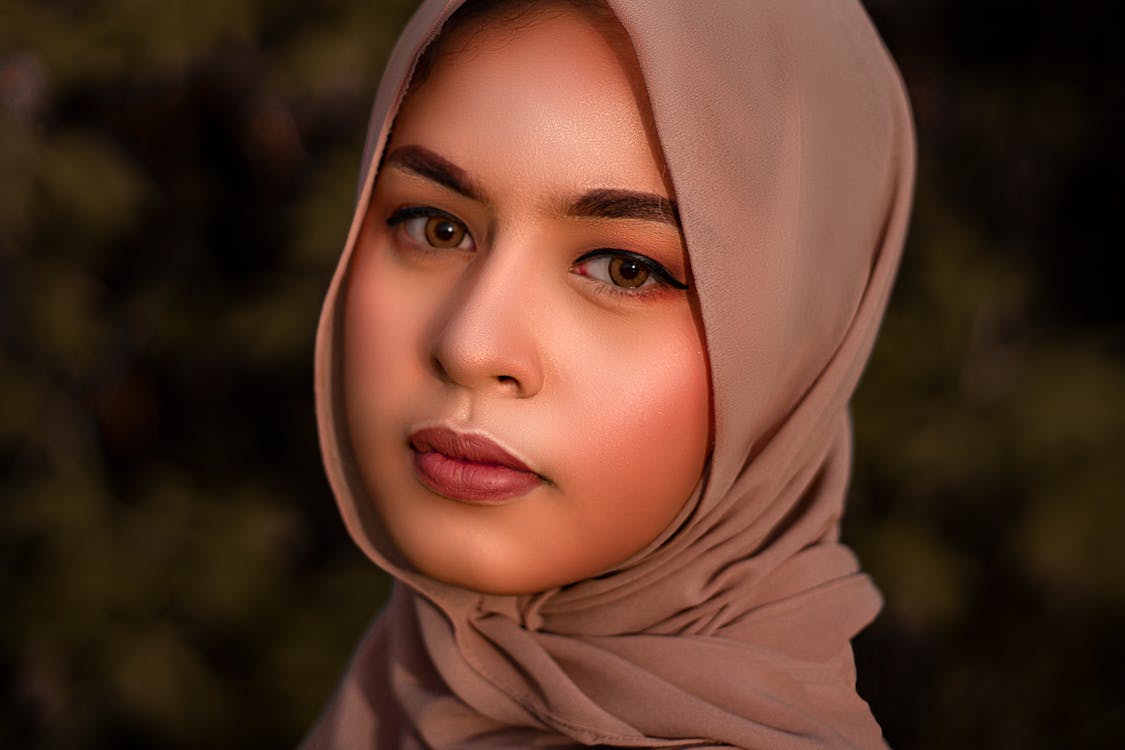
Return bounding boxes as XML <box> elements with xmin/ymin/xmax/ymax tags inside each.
<box><xmin>304</xmin><ymin>0</ymin><xmax>915</xmax><ymax>747</ymax></box>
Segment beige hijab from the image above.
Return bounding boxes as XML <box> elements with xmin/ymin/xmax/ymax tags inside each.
<box><xmin>304</xmin><ymin>0</ymin><xmax>915</xmax><ymax>747</ymax></box>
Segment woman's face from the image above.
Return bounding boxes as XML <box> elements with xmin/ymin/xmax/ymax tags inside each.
<box><xmin>343</xmin><ymin>5</ymin><xmax>711</xmax><ymax>594</ymax></box>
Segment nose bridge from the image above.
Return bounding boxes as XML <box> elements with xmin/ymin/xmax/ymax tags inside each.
<box><xmin>430</xmin><ymin>236</ymin><xmax>545</xmax><ymax>397</ymax></box>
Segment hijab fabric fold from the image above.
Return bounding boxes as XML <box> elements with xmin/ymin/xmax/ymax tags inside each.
<box><xmin>305</xmin><ymin>0</ymin><xmax>915</xmax><ymax>747</ymax></box>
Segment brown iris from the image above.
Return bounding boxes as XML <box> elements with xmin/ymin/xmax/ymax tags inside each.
<box><xmin>424</xmin><ymin>216</ymin><xmax>466</xmax><ymax>248</ymax></box>
<box><xmin>608</xmin><ymin>256</ymin><xmax>650</xmax><ymax>288</ymax></box>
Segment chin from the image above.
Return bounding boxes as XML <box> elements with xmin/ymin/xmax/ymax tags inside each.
<box><xmin>408</xmin><ymin>549</ymin><xmax>558</xmax><ymax>596</ymax></box>
<box><xmin>388</xmin><ymin>516</ymin><xmax>596</xmax><ymax>596</ymax></box>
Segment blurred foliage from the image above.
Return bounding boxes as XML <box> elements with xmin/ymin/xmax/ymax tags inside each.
<box><xmin>847</xmin><ymin>2</ymin><xmax>1124</xmax><ymax>747</ymax></box>
<box><xmin>1</xmin><ymin>0</ymin><xmax>1121</xmax><ymax>747</ymax></box>
<box><xmin>0</xmin><ymin>0</ymin><xmax>414</xmax><ymax>746</ymax></box>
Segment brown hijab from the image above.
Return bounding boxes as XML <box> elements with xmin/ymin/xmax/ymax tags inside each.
<box><xmin>304</xmin><ymin>0</ymin><xmax>915</xmax><ymax>747</ymax></box>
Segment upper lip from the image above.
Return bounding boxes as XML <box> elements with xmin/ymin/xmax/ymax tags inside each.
<box><xmin>408</xmin><ymin>426</ymin><xmax>538</xmax><ymax>475</ymax></box>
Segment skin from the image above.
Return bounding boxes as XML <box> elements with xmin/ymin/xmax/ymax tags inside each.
<box><xmin>343</xmin><ymin>5</ymin><xmax>712</xmax><ymax>595</ymax></box>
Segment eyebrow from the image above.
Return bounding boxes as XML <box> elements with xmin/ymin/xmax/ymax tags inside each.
<box><xmin>382</xmin><ymin>145</ymin><xmax>485</xmax><ymax>202</ymax></box>
<box><xmin>382</xmin><ymin>145</ymin><xmax>680</xmax><ymax>229</ymax></box>
<box><xmin>566</xmin><ymin>189</ymin><xmax>680</xmax><ymax>229</ymax></box>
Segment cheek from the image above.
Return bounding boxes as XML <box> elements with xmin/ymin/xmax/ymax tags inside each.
<box><xmin>557</xmin><ymin>305</ymin><xmax>711</xmax><ymax>534</ymax></box>
<box><xmin>342</xmin><ymin>245</ymin><xmax>430</xmax><ymax>443</ymax></box>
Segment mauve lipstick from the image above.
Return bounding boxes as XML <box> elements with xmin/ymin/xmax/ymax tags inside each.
<box><xmin>408</xmin><ymin>426</ymin><xmax>543</xmax><ymax>504</ymax></box>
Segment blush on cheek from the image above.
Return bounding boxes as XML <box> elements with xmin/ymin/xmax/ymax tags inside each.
<box><xmin>344</xmin><ymin>247</ymin><xmax>420</xmax><ymax>451</ymax></box>
<box><xmin>345</xmin><ymin>247</ymin><xmax>431</xmax><ymax>381</ymax></box>
<box><xmin>561</xmin><ymin>326</ymin><xmax>710</xmax><ymax>551</ymax></box>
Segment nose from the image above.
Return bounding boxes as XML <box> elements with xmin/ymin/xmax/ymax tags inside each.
<box><xmin>429</xmin><ymin>245</ymin><xmax>545</xmax><ymax>398</ymax></box>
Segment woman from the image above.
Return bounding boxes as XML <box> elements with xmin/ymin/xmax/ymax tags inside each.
<box><xmin>306</xmin><ymin>0</ymin><xmax>914</xmax><ymax>747</ymax></box>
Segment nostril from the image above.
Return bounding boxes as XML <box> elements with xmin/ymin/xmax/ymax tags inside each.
<box><xmin>430</xmin><ymin>355</ymin><xmax>449</xmax><ymax>381</ymax></box>
<box><xmin>496</xmin><ymin>374</ymin><xmax>526</xmax><ymax>397</ymax></box>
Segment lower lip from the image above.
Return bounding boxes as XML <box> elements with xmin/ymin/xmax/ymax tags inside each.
<box><xmin>411</xmin><ymin>449</ymin><xmax>542</xmax><ymax>504</ymax></box>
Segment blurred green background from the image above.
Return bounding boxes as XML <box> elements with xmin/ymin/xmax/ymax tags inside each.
<box><xmin>1</xmin><ymin>0</ymin><xmax>1121</xmax><ymax>747</ymax></box>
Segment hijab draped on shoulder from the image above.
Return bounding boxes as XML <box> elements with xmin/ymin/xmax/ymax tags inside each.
<box><xmin>305</xmin><ymin>0</ymin><xmax>915</xmax><ymax>747</ymax></box>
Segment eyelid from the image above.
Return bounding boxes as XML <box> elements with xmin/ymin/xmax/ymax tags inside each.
<box><xmin>572</xmin><ymin>249</ymin><xmax>688</xmax><ymax>290</ymax></box>
<box><xmin>386</xmin><ymin>205</ymin><xmax>464</xmax><ymax>228</ymax></box>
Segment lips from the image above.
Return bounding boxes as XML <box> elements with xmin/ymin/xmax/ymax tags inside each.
<box><xmin>408</xmin><ymin>426</ymin><xmax>543</xmax><ymax>504</ymax></box>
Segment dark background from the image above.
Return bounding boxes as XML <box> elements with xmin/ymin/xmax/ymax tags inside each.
<box><xmin>2</xmin><ymin>0</ymin><xmax>1121</xmax><ymax>747</ymax></box>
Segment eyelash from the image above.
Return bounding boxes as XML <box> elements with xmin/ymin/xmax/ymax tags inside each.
<box><xmin>385</xmin><ymin>205</ymin><xmax>687</xmax><ymax>298</ymax></box>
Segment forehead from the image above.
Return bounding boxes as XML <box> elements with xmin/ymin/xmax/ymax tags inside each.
<box><xmin>387</xmin><ymin>6</ymin><xmax>670</xmax><ymax>198</ymax></box>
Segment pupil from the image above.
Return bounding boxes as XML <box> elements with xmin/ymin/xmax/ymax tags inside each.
<box><xmin>435</xmin><ymin>222</ymin><xmax>455</xmax><ymax>241</ymax></box>
<box><xmin>619</xmin><ymin>260</ymin><xmax>640</xmax><ymax>279</ymax></box>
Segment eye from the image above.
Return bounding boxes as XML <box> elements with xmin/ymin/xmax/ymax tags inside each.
<box><xmin>387</xmin><ymin>207</ymin><xmax>475</xmax><ymax>250</ymax></box>
<box><xmin>608</xmin><ymin>256</ymin><xmax>650</xmax><ymax>288</ymax></box>
<box><xmin>572</xmin><ymin>250</ymin><xmax>688</xmax><ymax>292</ymax></box>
